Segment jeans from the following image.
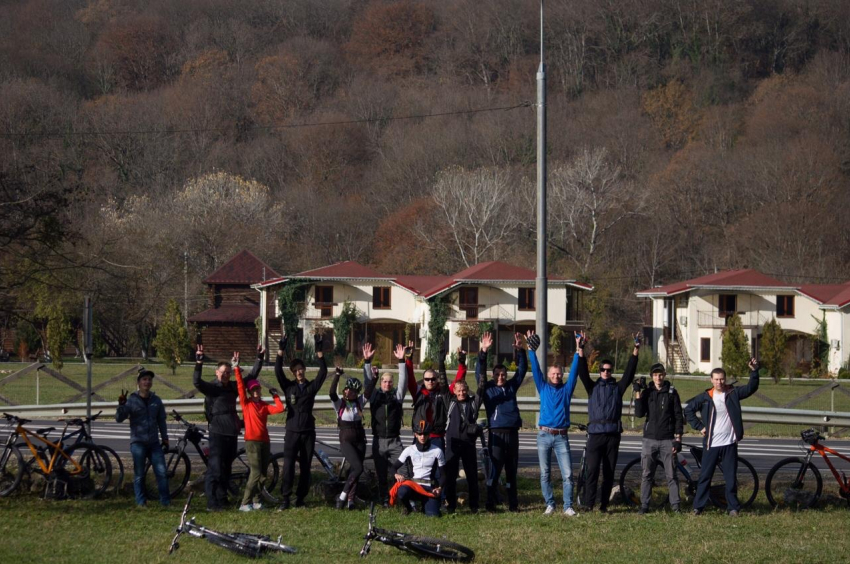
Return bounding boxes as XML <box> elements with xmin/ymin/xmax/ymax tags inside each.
<box><xmin>693</xmin><ymin>442</ymin><xmax>739</xmax><ymax>512</ymax></box>
<box><xmin>131</xmin><ymin>442</ymin><xmax>170</xmax><ymax>507</ymax></box>
<box><xmin>397</xmin><ymin>484</ymin><xmax>441</xmax><ymax>517</ymax></box>
<box><xmin>372</xmin><ymin>436</ymin><xmax>403</xmax><ymax>500</ymax></box>
<box><xmin>640</xmin><ymin>438</ymin><xmax>680</xmax><ymax>508</ymax></box>
<box><xmin>241</xmin><ymin>440</ymin><xmax>271</xmax><ymax>506</ymax></box>
<box><xmin>536</xmin><ymin>431</ymin><xmax>573</xmax><ymax>510</ymax></box>
<box><xmin>206</xmin><ymin>433</ymin><xmax>238</xmax><ymax>509</ymax></box>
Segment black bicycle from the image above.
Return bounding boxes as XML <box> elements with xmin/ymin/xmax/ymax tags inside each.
<box><xmin>619</xmin><ymin>441</ymin><xmax>759</xmax><ymax>510</ymax></box>
<box><xmin>169</xmin><ymin>492</ymin><xmax>296</xmax><ymax>557</ymax></box>
<box><xmin>573</xmin><ymin>424</ymin><xmax>590</xmax><ymax>507</ymax></box>
<box><xmin>359</xmin><ymin>503</ymin><xmax>474</xmax><ymax>560</ymax></box>
<box><xmin>55</xmin><ymin>411</ymin><xmax>125</xmax><ymax>495</ymax></box>
<box><xmin>144</xmin><ymin>410</ymin><xmax>266</xmax><ymax>500</ymax></box>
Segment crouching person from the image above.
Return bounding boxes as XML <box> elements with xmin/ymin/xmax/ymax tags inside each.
<box><xmin>390</xmin><ymin>422</ymin><xmax>446</xmax><ymax>517</ymax></box>
<box><xmin>115</xmin><ymin>368</ymin><xmax>170</xmax><ymax>507</ymax></box>
<box><xmin>235</xmin><ymin>349</ymin><xmax>284</xmax><ymax>512</ymax></box>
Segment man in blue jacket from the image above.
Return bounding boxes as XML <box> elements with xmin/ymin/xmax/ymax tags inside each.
<box><xmin>476</xmin><ymin>331</ymin><xmax>526</xmax><ymax>512</ymax></box>
<box><xmin>528</xmin><ymin>330</ymin><xmax>582</xmax><ymax>516</ymax></box>
<box><xmin>685</xmin><ymin>358</ymin><xmax>759</xmax><ymax>516</ymax></box>
<box><xmin>115</xmin><ymin>368</ymin><xmax>170</xmax><ymax>507</ymax></box>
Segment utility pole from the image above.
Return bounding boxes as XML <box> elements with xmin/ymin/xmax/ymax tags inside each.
<box><xmin>535</xmin><ymin>0</ymin><xmax>548</xmax><ymax>369</ymax></box>
<box><xmin>184</xmin><ymin>251</ymin><xmax>189</xmax><ymax>328</ymax></box>
<box><xmin>83</xmin><ymin>297</ymin><xmax>93</xmax><ymax>434</ymax></box>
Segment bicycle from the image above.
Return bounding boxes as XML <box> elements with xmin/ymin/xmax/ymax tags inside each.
<box><xmin>359</xmin><ymin>502</ymin><xmax>474</xmax><ymax>560</ymax></box>
<box><xmin>54</xmin><ymin>411</ymin><xmax>125</xmax><ymax>495</ymax></box>
<box><xmin>0</xmin><ymin>412</ymin><xmax>112</xmax><ymax>499</ymax></box>
<box><xmin>619</xmin><ymin>440</ymin><xmax>759</xmax><ymax>510</ymax></box>
<box><xmin>144</xmin><ymin>410</ymin><xmax>268</xmax><ymax>501</ymax></box>
<box><xmin>765</xmin><ymin>428</ymin><xmax>850</xmax><ymax>509</ymax></box>
<box><xmin>169</xmin><ymin>492</ymin><xmax>296</xmax><ymax>557</ymax></box>
<box><xmin>476</xmin><ymin>424</ymin><xmax>506</xmax><ymax>504</ymax></box>
<box><xmin>572</xmin><ymin>424</ymin><xmax>590</xmax><ymax>507</ymax></box>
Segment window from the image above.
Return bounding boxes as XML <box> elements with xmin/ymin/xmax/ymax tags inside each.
<box><xmin>718</xmin><ymin>294</ymin><xmax>737</xmax><ymax>317</ymax></box>
<box><xmin>458</xmin><ymin>287</ymin><xmax>479</xmax><ymax>319</ymax></box>
<box><xmin>372</xmin><ymin>286</ymin><xmax>391</xmax><ymax>309</ymax></box>
<box><xmin>315</xmin><ymin>286</ymin><xmax>333</xmax><ymax>318</ymax></box>
<box><xmin>700</xmin><ymin>338</ymin><xmax>710</xmax><ymax>362</ymax></box>
<box><xmin>776</xmin><ymin>295</ymin><xmax>795</xmax><ymax>317</ymax></box>
<box><xmin>518</xmin><ymin>288</ymin><xmax>535</xmax><ymax>311</ymax></box>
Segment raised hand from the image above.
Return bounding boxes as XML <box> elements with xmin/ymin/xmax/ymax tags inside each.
<box><xmin>512</xmin><ymin>332</ymin><xmax>522</xmax><ymax>349</ymax></box>
<box><xmin>314</xmin><ymin>332</ymin><xmax>324</xmax><ymax>352</ymax></box>
<box><xmin>634</xmin><ymin>332</ymin><xmax>642</xmax><ymax>348</ymax></box>
<box><xmin>231</xmin><ymin>351</ymin><xmax>240</xmax><ymax>368</ymax></box>
<box><xmin>404</xmin><ymin>340</ymin><xmax>415</xmax><ymax>359</ymax></box>
<box><xmin>195</xmin><ymin>344</ymin><xmax>204</xmax><ymax>363</ymax></box>
<box><xmin>526</xmin><ymin>330</ymin><xmax>540</xmax><ymax>352</ymax></box>
<box><xmin>439</xmin><ymin>336</ymin><xmax>448</xmax><ymax>359</ymax></box>
<box><xmin>118</xmin><ymin>389</ymin><xmax>128</xmax><ymax>405</ymax></box>
<box><xmin>268</xmin><ymin>387</ymin><xmax>280</xmax><ymax>396</ymax></box>
<box><xmin>256</xmin><ymin>344</ymin><xmax>265</xmax><ymax>361</ymax></box>
<box><xmin>748</xmin><ymin>357</ymin><xmax>759</xmax><ymax>371</ymax></box>
<box><xmin>372</xmin><ymin>366</ymin><xmax>379</xmax><ymax>378</ymax></box>
<box><xmin>458</xmin><ymin>347</ymin><xmax>467</xmax><ymax>365</ymax></box>
<box><xmin>362</xmin><ymin>342</ymin><xmax>375</xmax><ymax>362</ymax></box>
<box><xmin>335</xmin><ymin>366</ymin><xmax>345</xmax><ymax>377</ymax></box>
<box><xmin>278</xmin><ymin>330</ymin><xmax>288</xmax><ymax>353</ymax></box>
<box><xmin>393</xmin><ymin>343</ymin><xmax>405</xmax><ymax>360</ymax></box>
<box><xmin>480</xmin><ymin>332</ymin><xmax>493</xmax><ymax>353</ymax></box>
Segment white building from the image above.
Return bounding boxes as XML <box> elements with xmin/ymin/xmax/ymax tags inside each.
<box><xmin>637</xmin><ymin>269</ymin><xmax>850</xmax><ymax>375</ymax></box>
<box><xmin>253</xmin><ymin>261</ymin><xmax>593</xmax><ymax>365</ymax></box>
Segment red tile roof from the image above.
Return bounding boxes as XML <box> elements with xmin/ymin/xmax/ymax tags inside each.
<box><xmin>636</xmin><ymin>269</ymin><xmax>795</xmax><ymax>296</ymax></box>
<box><xmin>421</xmin><ymin>261</ymin><xmax>588</xmax><ymax>298</ymax></box>
<box><xmin>799</xmin><ymin>283</ymin><xmax>850</xmax><ymax>308</ymax></box>
<box><xmin>290</xmin><ymin>261</ymin><xmax>388</xmax><ymax>279</ymax></box>
<box><xmin>188</xmin><ymin>305</ymin><xmax>258</xmax><ymax>324</ymax></box>
<box><xmin>393</xmin><ymin>275</ymin><xmax>451</xmax><ymax>295</ymax></box>
<box><xmin>202</xmin><ymin>250</ymin><xmax>280</xmax><ymax>285</ymax></box>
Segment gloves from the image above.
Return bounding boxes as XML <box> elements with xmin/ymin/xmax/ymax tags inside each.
<box><xmin>257</xmin><ymin>345</ymin><xmax>265</xmax><ymax>361</ymax></box>
<box><xmin>439</xmin><ymin>338</ymin><xmax>448</xmax><ymax>359</ymax></box>
<box><xmin>162</xmin><ymin>440</ymin><xmax>169</xmax><ymax>452</ymax></box>
<box><xmin>268</xmin><ymin>387</ymin><xmax>279</xmax><ymax>396</ymax></box>
<box><xmin>335</xmin><ymin>367</ymin><xmax>345</xmax><ymax>377</ymax></box>
<box><xmin>672</xmin><ymin>440</ymin><xmax>682</xmax><ymax>454</ymax></box>
<box><xmin>633</xmin><ymin>378</ymin><xmax>646</xmax><ymax>393</ymax></box>
<box><xmin>279</xmin><ymin>333</ymin><xmax>288</xmax><ymax>352</ymax></box>
<box><xmin>404</xmin><ymin>345</ymin><xmax>414</xmax><ymax>359</ymax></box>
<box><xmin>314</xmin><ymin>332</ymin><xmax>324</xmax><ymax>352</ymax></box>
<box><xmin>527</xmin><ymin>334</ymin><xmax>541</xmax><ymax>352</ymax></box>
<box><xmin>458</xmin><ymin>350</ymin><xmax>467</xmax><ymax>366</ymax></box>
<box><xmin>117</xmin><ymin>389</ymin><xmax>128</xmax><ymax>405</ymax></box>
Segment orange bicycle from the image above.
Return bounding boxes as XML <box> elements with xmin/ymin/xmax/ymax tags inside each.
<box><xmin>765</xmin><ymin>428</ymin><xmax>850</xmax><ymax>509</ymax></box>
<box><xmin>0</xmin><ymin>413</ymin><xmax>111</xmax><ymax>498</ymax></box>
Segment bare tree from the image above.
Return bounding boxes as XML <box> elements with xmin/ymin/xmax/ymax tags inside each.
<box><xmin>425</xmin><ymin>165</ymin><xmax>519</xmax><ymax>268</ymax></box>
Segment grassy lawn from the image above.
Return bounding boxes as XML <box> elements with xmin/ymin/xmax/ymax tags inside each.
<box><xmin>0</xmin><ymin>471</ymin><xmax>848</xmax><ymax>563</ymax></box>
<box><xmin>1</xmin><ymin>362</ymin><xmax>849</xmax><ymax>436</ymax></box>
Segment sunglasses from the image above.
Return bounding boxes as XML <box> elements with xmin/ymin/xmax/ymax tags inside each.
<box><xmin>423</xmin><ymin>378</ymin><xmax>436</xmax><ymax>382</ymax></box>
<box><xmin>600</xmin><ymin>368</ymin><xmax>613</xmax><ymax>373</ymax></box>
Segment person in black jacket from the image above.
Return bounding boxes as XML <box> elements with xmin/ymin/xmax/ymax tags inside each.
<box><xmin>443</xmin><ymin>379</ymin><xmax>482</xmax><ymax>514</ymax></box>
<box><xmin>685</xmin><ymin>358</ymin><xmax>759</xmax><ymax>516</ymax></box>
<box><xmin>193</xmin><ymin>345</ymin><xmax>241</xmax><ymax>511</ymax></box>
<box><xmin>362</xmin><ymin>342</ymin><xmax>407</xmax><ymax>508</ymax></box>
<box><xmin>633</xmin><ymin>362</ymin><xmax>684</xmax><ymax>514</ymax></box>
<box><xmin>274</xmin><ymin>331</ymin><xmax>328</xmax><ymax>510</ymax></box>
<box><xmin>578</xmin><ymin>333</ymin><xmax>640</xmax><ymax>512</ymax></box>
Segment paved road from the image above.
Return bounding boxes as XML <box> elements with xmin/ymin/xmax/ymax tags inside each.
<box><xmin>23</xmin><ymin>419</ymin><xmax>850</xmax><ymax>475</ymax></box>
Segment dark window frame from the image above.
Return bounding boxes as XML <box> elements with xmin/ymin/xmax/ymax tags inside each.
<box><xmin>315</xmin><ymin>285</ymin><xmax>334</xmax><ymax>319</ymax></box>
<box><xmin>372</xmin><ymin>286</ymin><xmax>391</xmax><ymax>309</ymax></box>
<box><xmin>518</xmin><ymin>288</ymin><xmax>535</xmax><ymax>311</ymax></box>
<box><xmin>718</xmin><ymin>294</ymin><xmax>737</xmax><ymax>317</ymax></box>
<box><xmin>700</xmin><ymin>337</ymin><xmax>711</xmax><ymax>362</ymax></box>
<box><xmin>776</xmin><ymin>295</ymin><xmax>795</xmax><ymax>318</ymax></box>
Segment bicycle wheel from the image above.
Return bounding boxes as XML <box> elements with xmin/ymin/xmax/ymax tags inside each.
<box><xmin>709</xmin><ymin>456</ymin><xmax>759</xmax><ymax>510</ymax></box>
<box><xmin>402</xmin><ymin>535</ymin><xmax>474</xmax><ymax>561</ymax></box>
<box><xmin>97</xmin><ymin>444</ymin><xmax>125</xmax><ymax>495</ymax></box>
<box><xmin>573</xmin><ymin>456</ymin><xmax>587</xmax><ymax>508</ymax></box>
<box><xmin>0</xmin><ymin>444</ymin><xmax>24</xmax><ymax>497</ymax></box>
<box><xmin>618</xmin><ymin>458</ymin><xmax>644</xmax><ymax>508</ymax></box>
<box><xmin>58</xmin><ymin>443</ymin><xmax>112</xmax><ymax>499</ymax></box>
<box><xmin>765</xmin><ymin>457</ymin><xmax>822</xmax><ymax>509</ymax></box>
<box><xmin>201</xmin><ymin>528</ymin><xmax>262</xmax><ymax>558</ymax></box>
<box><xmin>260</xmin><ymin>452</ymin><xmax>283</xmax><ymax>504</ymax></box>
<box><xmin>146</xmin><ymin>448</ymin><xmax>191</xmax><ymax>499</ymax></box>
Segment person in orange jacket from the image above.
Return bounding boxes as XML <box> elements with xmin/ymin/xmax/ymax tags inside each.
<box><xmin>233</xmin><ymin>348</ymin><xmax>284</xmax><ymax>512</ymax></box>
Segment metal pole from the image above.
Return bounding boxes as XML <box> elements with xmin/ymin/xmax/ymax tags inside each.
<box><xmin>184</xmin><ymin>251</ymin><xmax>189</xmax><ymax>328</ymax></box>
<box><xmin>84</xmin><ymin>297</ymin><xmax>93</xmax><ymax>434</ymax></box>
<box><xmin>535</xmin><ymin>0</ymin><xmax>548</xmax><ymax>369</ymax></box>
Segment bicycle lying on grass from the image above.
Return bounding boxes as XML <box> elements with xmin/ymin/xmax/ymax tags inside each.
<box><xmin>169</xmin><ymin>492</ymin><xmax>296</xmax><ymax>557</ymax></box>
<box><xmin>0</xmin><ymin>412</ymin><xmax>111</xmax><ymax>499</ymax></box>
<box><xmin>765</xmin><ymin>428</ymin><xmax>850</xmax><ymax>509</ymax></box>
<box><xmin>359</xmin><ymin>502</ymin><xmax>474</xmax><ymax>560</ymax></box>
<box><xmin>619</xmin><ymin>440</ymin><xmax>759</xmax><ymax>510</ymax></box>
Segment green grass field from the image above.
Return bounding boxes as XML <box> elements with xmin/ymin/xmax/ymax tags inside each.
<box><xmin>1</xmin><ymin>362</ymin><xmax>849</xmax><ymax>436</ymax></box>
<box><xmin>0</xmin><ymin>470</ymin><xmax>849</xmax><ymax>564</ymax></box>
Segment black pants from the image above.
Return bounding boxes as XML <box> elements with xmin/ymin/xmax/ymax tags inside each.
<box><xmin>584</xmin><ymin>433</ymin><xmax>621</xmax><ymax>510</ymax></box>
<box><xmin>205</xmin><ymin>433</ymin><xmax>238</xmax><ymax>509</ymax></box>
<box><xmin>444</xmin><ymin>439</ymin><xmax>479</xmax><ymax>511</ymax></box>
<box><xmin>339</xmin><ymin>426</ymin><xmax>367</xmax><ymax>498</ymax></box>
<box><xmin>488</xmin><ymin>428</ymin><xmax>519</xmax><ymax>510</ymax></box>
<box><xmin>372</xmin><ymin>436</ymin><xmax>403</xmax><ymax>500</ymax></box>
<box><xmin>693</xmin><ymin>442</ymin><xmax>739</xmax><ymax>512</ymax></box>
<box><xmin>280</xmin><ymin>429</ymin><xmax>316</xmax><ymax>502</ymax></box>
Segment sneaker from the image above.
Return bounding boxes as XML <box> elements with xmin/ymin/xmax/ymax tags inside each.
<box><xmin>276</xmin><ymin>499</ymin><xmax>291</xmax><ymax>512</ymax></box>
<box><xmin>543</xmin><ymin>505</ymin><xmax>556</xmax><ymax>515</ymax></box>
<box><xmin>348</xmin><ymin>500</ymin><xmax>356</xmax><ymax>511</ymax></box>
<box><xmin>564</xmin><ymin>507</ymin><xmax>578</xmax><ymax>517</ymax></box>
<box><xmin>728</xmin><ymin>510</ymin><xmax>739</xmax><ymax>517</ymax></box>
<box><xmin>671</xmin><ymin>505</ymin><xmax>681</xmax><ymax>514</ymax></box>
<box><xmin>239</xmin><ymin>504</ymin><xmax>253</xmax><ymax>512</ymax></box>
<box><xmin>692</xmin><ymin>508</ymin><xmax>703</xmax><ymax>516</ymax></box>
<box><xmin>335</xmin><ymin>497</ymin><xmax>345</xmax><ymax>510</ymax></box>
<box><xmin>252</xmin><ymin>502</ymin><xmax>263</xmax><ymax>510</ymax></box>
<box><xmin>638</xmin><ymin>506</ymin><xmax>648</xmax><ymax>515</ymax></box>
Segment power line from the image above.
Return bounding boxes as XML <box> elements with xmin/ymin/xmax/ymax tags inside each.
<box><xmin>0</xmin><ymin>101</ymin><xmax>532</xmax><ymax>139</ymax></box>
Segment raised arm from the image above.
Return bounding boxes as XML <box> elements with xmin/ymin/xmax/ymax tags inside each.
<box><xmin>274</xmin><ymin>335</ymin><xmax>291</xmax><ymax>390</ymax></box>
<box><xmin>362</xmin><ymin>342</ymin><xmax>377</xmax><ymax>398</ymax></box>
<box><xmin>245</xmin><ymin>345</ymin><xmax>265</xmax><ymax>380</ymax></box>
<box><xmin>508</xmin><ymin>332</ymin><xmax>528</xmax><ymax>389</ymax></box>
<box><xmin>405</xmin><ymin>341</ymin><xmax>417</xmax><ymax>396</ymax></box>
<box><xmin>233</xmin><ymin>354</ymin><xmax>247</xmax><ymax>407</ymax></box>
<box><xmin>394</xmin><ymin>344</ymin><xmax>407</xmax><ymax>401</ymax></box>
<box><xmin>449</xmin><ymin>348</ymin><xmax>467</xmax><ymax>395</ymax></box>
<box><xmin>526</xmin><ymin>330</ymin><xmax>544</xmax><ymax>393</ymax></box>
<box><xmin>307</xmin><ymin>333</ymin><xmax>329</xmax><ymax>395</ymax></box>
<box><xmin>437</xmin><ymin>337</ymin><xmax>449</xmax><ymax>390</ymax></box>
<box><xmin>577</xmin><ymin>334</ymin><xmax>595</xmax><ymax>395</ymax></box>
<box><xmin>192</xmin><ymin>345</ymin><xmax>218</xmax><ymax>395</ymax></box>
<box><xmin>329</xmin><ymin>366</ymin><xmax>342</xmax><ymax>403</ymax></box>
<box><xmin>736</xmin><ymin>358</ymin><xmax>761</xmax><ymax>400</ymax></box>
<box><xmin>617</xmin><ymin>333</ymin><xmax>640</xmax><ymax>396</ymax></box>
<box><xmin>115</xmin><ymin>388</ymin><xmax>130</xmax><ymax>422</ymax></box>
<box><xmin>268</xmin><ymin>391</ymin><xmax>285</xmax><ymax>415</ymax></box>
<box><xmin>476</xmin><ymin>332</ymin><xmax>492</xmax><ymax>387</ymax></box>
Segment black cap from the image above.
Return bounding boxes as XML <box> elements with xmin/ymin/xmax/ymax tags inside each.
<box><xmin>649</xmin><ymin>363</ymin><xmax>666</xmax><ymax>375</ymax></box>
<box><xmin>137</xmin><ymin>368</ymin><xmax>156</xmax><ymax>381</ymax></box>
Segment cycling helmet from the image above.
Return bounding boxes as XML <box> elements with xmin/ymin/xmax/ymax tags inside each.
<box><xmin>344</xmin><ymin>377</ymin><xmax>363</xmax><ymax>394</ymax></box>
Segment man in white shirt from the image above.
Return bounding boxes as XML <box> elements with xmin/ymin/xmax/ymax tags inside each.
<box><xmin>685</xmin><ymin>358</ymin><xmax>760</xmax><ymax>516</ymax></box>
<box><xmin>391</xmin><ymin>422</ymin><xmax>446</xmax><ymax>516</ymax></box>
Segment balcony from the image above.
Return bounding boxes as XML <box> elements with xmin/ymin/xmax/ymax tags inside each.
<box><xmin>302</xmin><ymin>302</ymin><xmax>339</xmax><ymax>320</ymax></box>
<box><xmin>697</xmin><ymin>310</ymin><xmax>769</xmax><ymax>329</ymax></box>
<box><xmin>448</xmin><ymin>304</ymin><xmax>514</xmax><ymax>322</ymax></box>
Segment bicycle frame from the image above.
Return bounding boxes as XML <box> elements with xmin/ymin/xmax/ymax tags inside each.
<box><xmin>14</xmin><ymin>421</ymin><xmax>82</xmax><ymax>476</ymax></box>
<box><xmin>804</xmin><ymin>441</ymin><xmax>850</xmax><ymax>495</ymax></box>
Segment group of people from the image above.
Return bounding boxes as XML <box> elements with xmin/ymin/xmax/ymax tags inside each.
<box><xmin>116</xmin><ymin>329</ymin><xmax>760</xmax><ymax>518</ymax></box>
